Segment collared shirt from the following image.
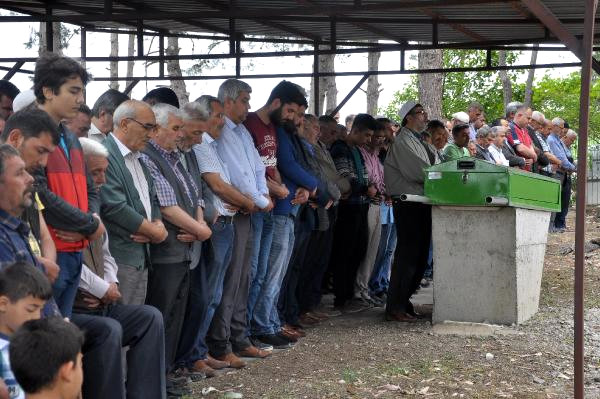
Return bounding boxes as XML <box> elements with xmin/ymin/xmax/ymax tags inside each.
<box><xmin>0</xmin><ymin>209</ymin><xmax>60</xmax><ymax>317</ymax></box>
<box><xmin>489</xmin><ymin>144</ymin><xmax>509</xmax><ymax>166</ymax></box>
<box><xmin>359</xmin><ymin>146</ymin><xmax>385</xmax><ymax>195</ymax></box>
<box><xmin>547</xmin><ymin>133</ymin><xmax>577</xmax><ymax>171</ymax></box>
<box><xmin>194</xmin><ymin>133</ymin><xmax>236</xmax><ymax>218</ymax></box>
<box><xmin>216</xmin><ymin>117</ymin><xmax>269</xmax><ymax>209</ymax></box>
<box><xmin>140</xmin><ymin>140</ymin><xmax>203</xmax><ymax>208</ymax></box>
<box><xmin>111</xmin><ymin>133</ymin><xmax>152</xmax><ymax>219</ymax></box>
<box><xmin>79</xmin><ymin>234</ymin><xmax>119</xmax><ymax>299</ymax></box>
<box><xmin>88</xmin><ymin>122</ymin><xmax>106</xmax><ymax>143</ymax></box>
<box><xmin>443</xmin><ymin>143</ymin><xmax>470</xmax><ymax>160</ymax></box>
<box><xmin>469</xmin><ymin>124</ymin><xmax>477</xmax><ymax>141</ymax></box>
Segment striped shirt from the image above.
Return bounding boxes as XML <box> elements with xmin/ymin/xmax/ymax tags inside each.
<box><xmin>194</xmin><ymin>133</ymin><xmax>236</xmax><ymax>218</ymax></box>
<box><xmin>140</xmin><ymin>140</ymin><xmax>203</xmax><ymax>208</ymax></box>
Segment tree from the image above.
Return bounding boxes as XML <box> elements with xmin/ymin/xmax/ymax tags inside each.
<box><xmin>381</xmin><ymin>49</ymin><xmax>523</xmax><ymax>122</ymax></box>
<box><xmin>166</xmin><ymin>36</ymin><xmax>189</xmax><ymax>105</ymax></box>
<box><xmin>524</xmin><ymin>45</ymin><xmax>539</xmax><ymax>107</ymax></box>
<box><xmin>498</xmin><ymin>50</ymin><xmax>513</xmax><ymax>109</ymax></box>
<box><xmin>366</xmin><ymin>49</ymin><xmax>382</xmax><ymax>115</ymax></box>
<box><xmin>309</xmin><ymin>45</ymin><xmax>337</xmax><ymax>115</ymax></box>
<box><xmin>109</xmin><ymin>33</ymin><xmax>119</xmax><ymax>90</ymax></box>
<box><xmin>532</xmin><ymin>71</ymin><xmax>600</xmax><ymax>143</ymax></box>
<box><xmin>417</xmin><ymin>49</ymin><xmax>443</xmax><ymax>120</ymax></box>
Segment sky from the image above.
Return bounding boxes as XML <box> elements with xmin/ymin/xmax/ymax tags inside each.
<box><xmin>0</xmin><ymin>13</ymin><xmax>581</xmax><ymax>121</ymax></box>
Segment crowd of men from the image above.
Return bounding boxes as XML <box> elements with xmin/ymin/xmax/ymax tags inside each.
<box><xmin>0</xmin><ymin>52</ymin><xmax>577</xmax><ymax>399</ymax></box>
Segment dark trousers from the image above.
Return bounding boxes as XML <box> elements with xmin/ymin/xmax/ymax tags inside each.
<box><xmin>207</xmin><ymin>214</ymin><xmax>252</xmax><ymax>357</ymax></box>
<box><xmin>555</xmin><ymin>175</ymin><xmax>572</xmax><ymax>229</ymax></box>
<box><xmin>278</xmin><ymin>217</ymin><xmax>311</xmax><ymax>326</ymax></box>
<box><xmin>330</xmin><ymin>202</ymin><xmax>369</xmax><ymax>307</ymax></box>
<box><xmin>297</xmin><ymin>208</ymin><xmax>337</xmax><ymax>313</ymax></box>
<box><xmin>146</xmin><ymin>260</ymin><xmax>190</xmax><ymax>371</ymax></box>
<box><xmin>72</xmin><ymin>304</ymin><xmax>166</xmax><ymax>399</ymax></box>
<box><xmin>386</xmin><ymin>201</ymin><xmax>432</xmax><ymax>314</ymax></box>
<box><xmin>175</xmin><ymin>221</ymin><xmax>235</xmax><ymax>368</ymax></box>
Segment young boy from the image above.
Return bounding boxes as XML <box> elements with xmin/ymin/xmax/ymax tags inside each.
<box><xmin>10</xmin><ymin>317</ymin><xmax>84</xmax><ymax>399</ymax></box>
<box><xmin>0</xmin><ymin>262</ymin><xmax>53</xmax><ymax>399</ymax></box>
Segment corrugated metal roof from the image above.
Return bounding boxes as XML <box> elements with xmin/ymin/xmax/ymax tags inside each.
<box><xmin>0</xmin><ymin>0</ymin><xmax>596</xmax><ymax>46</ymax></box>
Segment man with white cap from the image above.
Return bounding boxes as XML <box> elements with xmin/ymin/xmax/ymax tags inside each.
<box><xmin>384</xmin><ymin>101</ymin><xmax>438</xmax><ymax>322</ymax></box>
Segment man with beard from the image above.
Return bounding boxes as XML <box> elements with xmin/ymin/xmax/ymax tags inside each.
<box><xmin>243</xmin><ymin>81</ymin><xmax>308</xmax><ymax>350</ymax></box>
<box><xmin>0</xmin><ymin>109</ymin><xmax>61</xmax><ymax>285</ymax></box>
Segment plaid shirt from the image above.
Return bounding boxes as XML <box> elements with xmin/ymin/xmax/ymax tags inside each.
<box><xmin>0</xmin><ymin>209</ymin><xmax>60</xmax><ymax>317</ymax></box>
<box><xmin>140</xmin><ymin>140</ymin><xmax>203</xmax><ymax>208</ymax></box>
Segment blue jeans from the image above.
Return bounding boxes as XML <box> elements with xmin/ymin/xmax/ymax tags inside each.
<box><xmin>252</xmin><ymin>215</ymin><xmax>295</xmax><ymax>336</ymax></box>
<box><xmin>176</xmin><ymin>220</ymin><xmax>235</xmax><ymax>367</ymax></box>
<box><xmin>54</xmin><ymin>251</ymin><xmax>83</xmax><ymax>317</ymax></box>
<box><xmin>246</xmin><ymin>211</ymin><xmax>274</xmax><ymax>332</ymax></box>
<box><xmin>369</xmin><ymin>223</ymin><xmax>397</xmax><ymax>296</ymax></box>
<box><xmin>423</xmin><ymin>238</ymin><xmax>433</xmax><ymax>279</ymax></box>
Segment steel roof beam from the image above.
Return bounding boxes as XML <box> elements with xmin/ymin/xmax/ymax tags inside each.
<box><xmin>419</xmin><ymin>8</ymin><xmax>488</xmax><ymax>41</ymax></box>
<box><xmin>521</xmin><ymin>0</ymin><xmax>600</xmax><ymax>73</ymax></box>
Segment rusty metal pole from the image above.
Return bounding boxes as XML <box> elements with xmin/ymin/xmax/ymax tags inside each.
<box><xmin>574</xmin><ymin>1</ymin><xmax>597</xmax><ymax>398</ymax></box>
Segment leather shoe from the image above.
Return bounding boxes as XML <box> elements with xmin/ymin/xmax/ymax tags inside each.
<box><xmin>385</xmin><ymin>312</ymin><xmax>418</xmax><ymax>322</ymax></box>
<box><xmin>235</xmin><ymin>345</ymin><xmax>271</xmax><ymax>359</ymax></box>
<box><xmin>298</xmin><ymin>313</ymin><xmax>320</xmax><ymax>326</ymax></box>
<box><xmin>206</xmin><ymin>355</ymin><xmax>229</xmax><ymax>370</ymax></box>
<box><xmin>283</xmin><ymin>324</ymin><xmax>306</xmax><ymax>337</ymax></box>
<box><xmin>278</xmin><ymin>328</ymin><xmax>299</xmax><ymax>342</ymax></box>
<box><xmin>189</xmin><ymin>360</ymin><xmax>216</xmax><ymax>378</ymax></box>
<box><xmin>214</xmin><ymin>353</ymin><xmax>246</xmax><ymax>369</ymax></box>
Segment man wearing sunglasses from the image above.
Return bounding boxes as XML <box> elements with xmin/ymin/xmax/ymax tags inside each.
<box><xmin>99</xmin><ymin>100</ymin><xmax>168</xmax><ymax>305</ymax></box>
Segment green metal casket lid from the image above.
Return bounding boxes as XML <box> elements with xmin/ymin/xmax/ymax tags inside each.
<box><xmin>424</xmin><ymin>157</ymin><xmax>561</xmax><ymax>212</ymax></box>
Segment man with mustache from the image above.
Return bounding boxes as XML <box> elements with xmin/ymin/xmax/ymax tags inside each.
<box><xmin>99</xmin><ymin>100</ymin><xmax>168</xmax><ymax>305</ymax></box>
<box><xmin>0</xmin><ymin>108</ymin><xmax>61</xmax><ymax>285</ymax></box>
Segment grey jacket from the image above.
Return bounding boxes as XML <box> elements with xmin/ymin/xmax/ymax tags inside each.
<box><xmin>384</xmin><ymin>126</ymin><xmax>438</xmax><ymax>196</ymax></box>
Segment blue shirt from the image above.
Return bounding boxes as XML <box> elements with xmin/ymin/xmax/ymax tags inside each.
<box><xmin>275</xmin><ymin>127</ymin><xmax>319</xmax><ymax>216</ymax></box>
<box><xmin>546</xmin><ymin>133</ymin><xmax>576</xmax><ymax>172</ymax></box>
<box><xmin>216</xmin><ymin>117</ymin><xmax>269</xmax><ymax>209</ymax></box>
<box><xmin>0</xmin><ymin>209</ymin><xmax>60</xmax><ymax>317</ymax></box>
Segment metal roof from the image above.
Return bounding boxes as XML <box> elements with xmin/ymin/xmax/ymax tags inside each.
<box><xmin>0</xmin><ymin>0</ymin><xmax>596</xmax><ymax>47</ymax></box>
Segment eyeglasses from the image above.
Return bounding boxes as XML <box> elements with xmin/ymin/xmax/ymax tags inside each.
<box><xmin>126</xmin><ymin>118</ymin><xmax>158</xmax><ymax>131</ymax></box>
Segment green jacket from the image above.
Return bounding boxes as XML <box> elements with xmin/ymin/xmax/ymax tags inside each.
<box><xmin>443</xmin><ymin>143</ymin><xmax>470</xmax><ymax>161</ymax></box>
<box><xmin>100</xmin><ymin>135</ymin><xmax>161</xmax><ymax>269</ymax></box>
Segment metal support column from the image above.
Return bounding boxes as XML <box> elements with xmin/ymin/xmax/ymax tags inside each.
<box><xmin>313</xmin><ymin>40</ymin><xmax>320</xmax><ymax>116</ymax></box>
<box><xmin>45</xmin><ymin>6</ymin><xmax>53</xmax><ymax>52</ymax></box>
<box><xmin>2</xmin><ymin>62</ymin><xmax>25</xmax><ymax>80</ymax></box>
<box><xmin>574</xmin><ymin>1</ymin><xmax>598</xmax><ymax>397</ymax></box>
<box><xmin>137</xmin><ymin>20</ymin><xmax>144</xmax><ymax>58</ymax></box>
<box><xmin>159</xmin><ymin>33</ymin><xmax>165</xmax><ymax>78</ymax></box>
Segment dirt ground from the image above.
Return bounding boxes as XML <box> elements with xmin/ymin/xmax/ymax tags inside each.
<box><xmin>189</xmin><ymin>206</ymin><xmax>600</xmax><ymax>399</ymax></box>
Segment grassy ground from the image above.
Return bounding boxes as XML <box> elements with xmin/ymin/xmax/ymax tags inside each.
<box><xmin>187</xmin><ymin>206</ymin><xmax>600</xmax><ymax>399</ymax></box>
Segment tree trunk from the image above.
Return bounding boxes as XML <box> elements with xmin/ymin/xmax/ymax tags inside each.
<box><xmin>498</xmin><ymin>50</ymin><xmax>513</xmax><ymax>110</ymax></box>
<box><xmin>417</xmin><ymin>49</ymin><xmax>443</xmax><ymax>120</ymax></box>
<box><xmin>109</xmin><ymin>33</ymin><xmax>119</xmax><ymax>90</ymax></box>
<box><xmin>366</xmin><ymin>47</ymin><xmax>381</xmax><ymax>115</ymax></box>
<box><xmin>38</xmin><ymin>22</ymin><xmax>63</xmax><ymax>55</ymax></box>
<box><xmin>524</xmin><ymin>46</ymin><xmax>538</xmax><ymax>107</ymax></box>
<box><xmin>166</xmin><ymin>36</ymin><xmax>189</xmax><ymax>106</ymax></box>
<box><xmin>309</xmin><ymin>44</ymin><xmax>336</xmax><ymax>116</ymax></box>
<box><xmin>124</xmin><ymin>34</ymin><xmax>135</xmax><ymax>92</ymax></box>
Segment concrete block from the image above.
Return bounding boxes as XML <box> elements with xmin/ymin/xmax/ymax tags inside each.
<box><xmin>432</xmin><ymin>206</ymin><xmax>550</xmax><ymax>325</ymax></box>
<box><xmin>432</xmin><ymin>321</ymin><xmax>519</xmax><ymax>337</ymax></box>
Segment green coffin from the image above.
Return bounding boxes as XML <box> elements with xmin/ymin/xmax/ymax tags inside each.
<box><xmin>424</xmin><ymin>158</ymin><xmax>561</xmax><ymax>212</ymax></box>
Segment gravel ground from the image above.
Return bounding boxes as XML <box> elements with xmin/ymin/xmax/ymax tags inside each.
<box><xmin>188</xmin><ymin>206</ymin><xmax>600</xmax><ymax>399</ymax></box>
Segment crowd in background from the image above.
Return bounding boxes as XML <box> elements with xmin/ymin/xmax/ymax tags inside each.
<box><xmin>0</xmin><ymin>52</ymin><xmax>577</xmax><ymax>399</ymax></box>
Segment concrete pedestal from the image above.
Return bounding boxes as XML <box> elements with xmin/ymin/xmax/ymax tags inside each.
<box><xmin>432</xmin><ymin>206</ymin><xmax>550</xmax><ymax>325</ymax></box>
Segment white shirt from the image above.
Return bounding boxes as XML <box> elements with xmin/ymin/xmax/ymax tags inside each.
<box><xmin>88</xmin><ymin>122</ymin><xmax>106</xmax><ymax>143</ymax></box>
<box><xmin>489</xmin><ymin>144</ymin><xmax>509</xmax><ymax>166</ymax></box>
<box><xmin>194</xmin><ymin>133</ymin><xmax>236</xmax><ymax>219</ymax></box>
<box><xmin>111</xmin><ymin>133</ymin><xmax>152</xmax><ymax>220</ymax></box>
<box><xmin>79</xmin><ymin>234</ymin><xmax>119</xmax><ymax>298</ymax></box>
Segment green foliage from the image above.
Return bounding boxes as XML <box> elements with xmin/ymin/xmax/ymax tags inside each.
<box><xmin>380</xmin><ymin>49</ymin><xmax>524</xmax><ymax>121</ymax></box>
<box><xmin>24</xmin><ymin>23</ymin><xmax>79</xmax><ymax>51</ymax></box>
<box><xmin>531</xmin><ymin>71</ymin><xmax>600</xmax><ymax>143</ymax></box>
